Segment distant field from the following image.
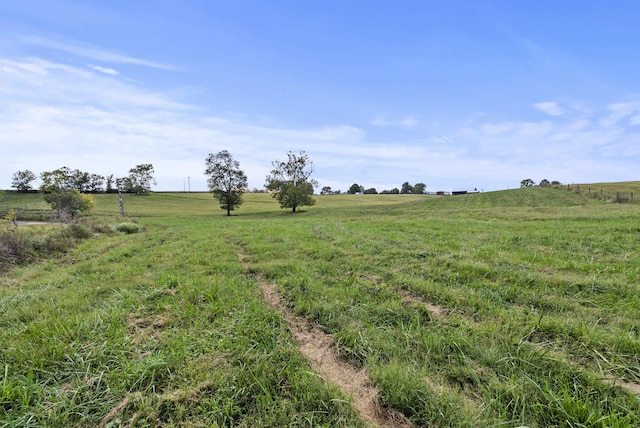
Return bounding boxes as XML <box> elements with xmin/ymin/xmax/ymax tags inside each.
<box><xmin>2</xmin><ymin>188</ymin><xmax>640</xmax><ymax>427</ymax></box>
<box><xmin>565</xmin><ymin>180</ymin><xmax>640</xmax><ymax>203</ymax></box>
<box><xmin>576</xmin><ymin>181</ymin><xmax>640</xmax><ymax>194</ymax></box>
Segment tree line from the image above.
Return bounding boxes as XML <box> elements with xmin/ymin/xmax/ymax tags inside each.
<box><xmin>11</xmin><ymin>164</ymin><xmax>157</xmax><ymax>195</ymax></box>
<box><xmin>321</xmin><ymin>181</ymin><xmax>427</xmax><ymax>195</ymax></box>
<box><xmin>9</xmin><ymin>150</ymin><xmax>429</xmax><ymax>219</ymax></box>
<box><xmin>9</xmin><ymin>164</ymin><xmax>157</xmax><ymax>221</ymax></box>
<box><xmin>520</xmin><ymin>178</ymin><xmax>561</xmax><ymax>188</ymax></box>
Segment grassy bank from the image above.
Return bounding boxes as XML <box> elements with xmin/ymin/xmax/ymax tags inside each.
<box><xmin>2</xmin><ymin>188</ymin><xmax>640</xmax><ymax>426</ymax></box>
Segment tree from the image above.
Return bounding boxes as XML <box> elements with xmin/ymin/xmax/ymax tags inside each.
<box><xmin>363</xmin><ymin>188</ymin><xmax>378</xmax><ymax>194</ymax></box>
<box><xmin>414</xmin><ymin>183</ymin><xmax>427</xmax><ymax>194</ymax></box>
<box><xmin>39</xmin><ymin>168</ymin><xmax>94</xmax><ymax>221</ymax></box>
<box><xmin>126</xmin><ymin>163</ymin><xmax>156</xmax><ymax>195</ymax></box>
<box><xmin>389</xmin><ymin>188</ymin><xmax>400</xmax><ymax>194</ymax></box>
<box><xmin>40</xmin><ymin>167</ymin><xmax>74</xmax><ymax>193</ymax></box>
<box><xmin>539</xmin><ymin>179</ymin><xmax>551</xmax><ymax>187</ymax></box>
<box><xmin>43</xmin><ymin>189</ymin><xmax>95</xmax><ymax>222</ymax></box>
<box><xmin>401</xmin><ymin>182</ymin><xmax>414</xmax><ymax>194</ymax></box>
<box><xmin>265</xmin><ymin>151</ymin><xmax>317</xmax><ymax>213</ymax></box>
<box><xmin>520</xmin><ymin>178</ymin><xmax>535</xmax><ymax>188</ymax></box>
<box><xmin>11</xmin><ymin>170</ymin><xmax>37</xmax><ymax>192</ymax></box>
<box><xmin>70</xmin><ymin>169</ymin><xmax>92</xmax><ymax>192</ymax></box>
<box><xmin>348</xmin><ymin>183</ymin><xmax>364</xmax><ymax>194</ymax></box>
<box><xmin>321</xmin><ymin>186</ymin><xmax>334</xmax><ymax>195</ymax></box>
<box><xmin>87</xmin><ymin>174</ymin><xmax>105</xmax><ymax>193</ymax></box>
<box><xmin>105</xmin><ymin>175</ymin><xmax>115</xmax><ymax>193</ymax></box>
<box><xmin>204</xmin><ymin>150</ymin><xmax>248</xmax><ymax>216</ymax></box>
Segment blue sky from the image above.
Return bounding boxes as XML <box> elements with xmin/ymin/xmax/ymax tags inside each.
<box><xmin>1</xmin><ymin>1</ymin><xmax>639</xmax><ymax>192</ymax></box>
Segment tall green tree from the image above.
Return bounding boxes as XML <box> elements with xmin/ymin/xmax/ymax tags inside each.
<box><xmin>413</xmin><ymin>183</ymin><xmax>427</xmax><ymax>194</ymax></box>
<box><xmin>126</xmin><ymin>164</ymin><xmax>156</xmax><ymax>195</ymax></box>
<box><xmin>40</xmin><ymin>167</ymin><xmax>74</xmax><ymax>192</ymax></box>
<box><xmin>204</xmin><ymin>150</ymin><xmax>248</xmax><ymax>216</ymax></box>
<box><xmin>40</xmin><ymin>167</ymin><xmax>95</xmax><ymax>222</ymax></box>
<box><xmin>400</xmin><ymin>182</ymin><xmax>414</xmax><ymax>194</ymax></box>
<box><xmin>348</xmin><ymin>183</ymin><xmax>364</xmax><ymax>194</ymax></box>
<box><xmin>11</xmin><ymin>170</ymin><xmax>37</xmax><ymax>192</ymax></box>
<box><xmin>265</xmin><ymin>151</ymin><xmax>317</xmax><ymax>213</ymax></box>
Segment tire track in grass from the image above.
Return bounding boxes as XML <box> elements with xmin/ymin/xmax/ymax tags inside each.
<box><xmin>238</xmin><ymin>252</ymin><xmax>414</xmax><ymax>428</ymax></box>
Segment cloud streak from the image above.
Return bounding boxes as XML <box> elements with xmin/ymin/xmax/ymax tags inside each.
<box><xmin>533</xmin><ymin>101</ymin><xmax>565</xmax><ymax>116</ymax></box>
<box><xmin>370</xmin><ymin>116</ymin><xmax>418</xmax><ymax>127</ymax></box>
<box><xmin>89</xmin><ymin>65</ymin><xmax>119</xmax><ymax>75</ymax></box>
<box><xmin>21</xmin><ymin>35</ymin><xmax>177</xmax><ymax>70</ymax></box>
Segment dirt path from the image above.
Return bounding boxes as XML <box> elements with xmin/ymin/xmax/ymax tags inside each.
<box><xmin>240</xmin><ymin>254</ymin><xmax>413</xmax><ymax>428</ymax></box>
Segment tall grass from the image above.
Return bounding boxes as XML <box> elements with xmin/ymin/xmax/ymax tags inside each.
<box><xmin>2</xmin><ymin>188</ymin><xmax>640</xmax><ymax>426</ymax></box>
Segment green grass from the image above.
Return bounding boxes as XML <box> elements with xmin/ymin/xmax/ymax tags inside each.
<box><xmin>567</xmin><ymin>181</ymin><xmax>640</xmax><ymax>203</ymax></box>
<box><xmin>2</xmin><ymin>188</ymin><xmax>640</xmax><ymax>426</ymax></box>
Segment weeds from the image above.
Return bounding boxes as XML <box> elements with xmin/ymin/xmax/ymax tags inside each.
<box><xmin>113</xmin><ymin>222</ymin><xmax>142</xmax><ymax>234</ymax></box>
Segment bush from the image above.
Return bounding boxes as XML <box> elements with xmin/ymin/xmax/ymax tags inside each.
<box><xmin>26</xmin><ymin>235</ymin><xmax>48</xmax><ymax>254</ymax></box>
<box><xmin>0</xmin><ymin>229</ymin><xmax>30</xmax><ymax>266</ymax></box>
<box><xmin>1</xmin><ymin>225</ymin><xmax>81</xmax><ymax>270</ymax></box>
<box><xmin>69</xmin><ymin>224</ymin><xmax>93</xmax><ymax>239</ymax></box>
<box><xmin>44</xmin><ymin>229</ymin><xmax>76</xmax><ymax>254</ymax></box>
<box><xmin>113</xmin><ymin>222</ymin><xmax>142</xmax><ymax>234</ymax></box>
<box><xmin>81</xmin><ymin>219</ymin><xmax>116</xmax><ymax>235</ymax></box>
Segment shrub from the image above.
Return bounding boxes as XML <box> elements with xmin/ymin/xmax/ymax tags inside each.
<box><xmin>84</xmin><ymin>219</ymin><xmax>116</xmax><ymax>235</ymax></box>
<box><xmin>26</xmin><ymin>235</ymin><xmax>48</xmax><ymax>254</ymax></box>
<box><xmin>113</xmin><ymin>222</ymin><xmax>142</xmax><ymax>234</ymax></box>
<box><xmin>44</xmin><ymin>229</ymin><xmax>76</xmax><ymax>254</ymax></box>
<box><xmin>69</xmin><ymin>224</ymin><xmax>93</xmax><ymax>239</ymax></box>
<box><xmin>0</xmin><ymin>229</ymin><xmax>30</xmax><ymax>266</ymax></box>
<box><xmin>0</xmin><ymin>222</ymin><xmax>102</xmax><ymax>272</ymax></box>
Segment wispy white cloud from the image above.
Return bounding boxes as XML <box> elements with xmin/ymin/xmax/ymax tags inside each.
<box><xmin>533</xmin><ymin>101</ymin><xmax>565</xmax><ymax>116</ymax></box>
<box><xmin>599</xmin><ymin>101</ymin><xmax>640</xmax><ymax>128</ymax></box>
<box><xmin>370</xmin><ymin>116</ymin><xmax>418</xmax><ymax>127</ymax></box>
<box><xmin>458</xmin><ymin>101</ymin><xmax>640</xmax><ymax>185</ymax></box>
<box><xmin>20</xmin><ymin>35</ymin><xmax>177</xmax><ymax>70</ymax></box>
<box><xmin>89</xmin><ymin>65</ymin><xmax>119</xmax><ymax>75</ymax></box>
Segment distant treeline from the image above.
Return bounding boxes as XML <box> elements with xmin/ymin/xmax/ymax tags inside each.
<box><xmin>9</xmin><ymin>164</ymin><xmax>156</xmax><ymax>195</ymax></box>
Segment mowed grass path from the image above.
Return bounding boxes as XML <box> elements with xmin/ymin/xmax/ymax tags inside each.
<box><xmin>2</xmin><ymin>189</ymin><xmax>640</xmax><ymax>426</ymax></box>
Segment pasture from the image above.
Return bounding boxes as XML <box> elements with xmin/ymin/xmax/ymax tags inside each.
<box><xmin>1</xmin><ymin>188</ymin><xmax>640</xmax><ymax>427</ymax></box>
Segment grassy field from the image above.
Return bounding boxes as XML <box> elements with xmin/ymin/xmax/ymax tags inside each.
<box><xmin>1</xmin><ymin>188</ymin><xmax>640</xmax><ymax>427</ymax></box>
<box><xmin>565</xmin><ymin>181</ymin><xmax>640</xmax><ymax>204</ymax></box>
